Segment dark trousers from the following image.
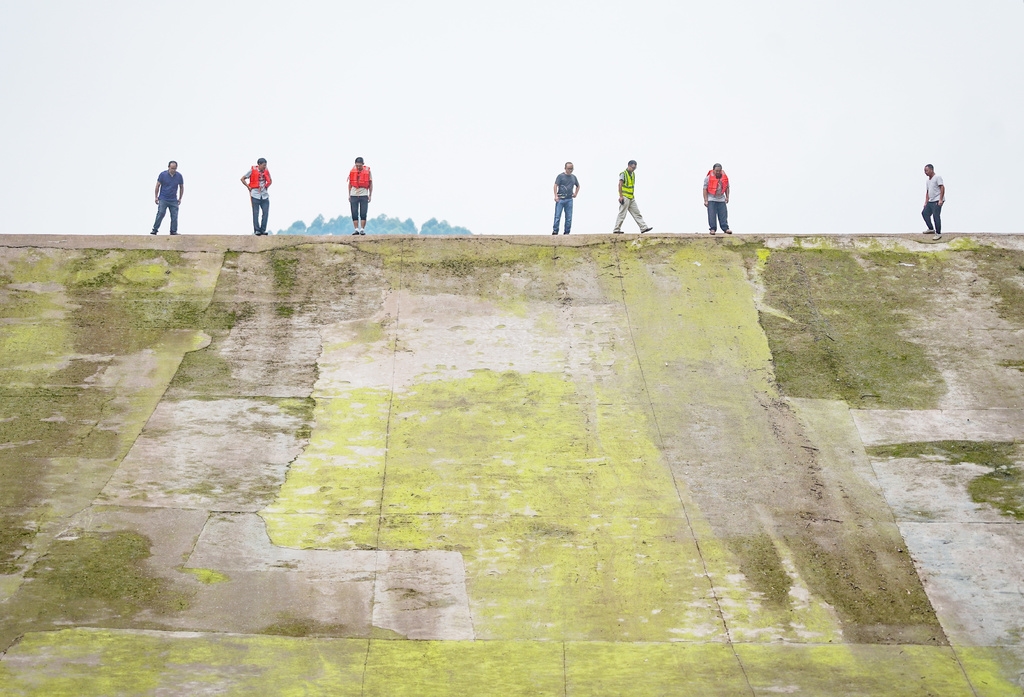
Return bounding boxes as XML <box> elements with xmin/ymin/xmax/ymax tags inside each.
<box><xmin>922</xmin><ymin>201</ymin><xmax>942</xmax><ymax>234</ymax></box>
<box><xmin>251</xmin><ymin>197</ymin><xmax>270</xmax><ymax>233</ymax></box>
<box><xmin>553</xmin><ymin>198</ymin><xmax>573</xmax><ymax>233</ymax></box>
<box><xmin>707</xmin><ymin>201</ymin><xmax>729</xmax><ymax>231</ymax></box>
<box><xmin>350</xmin><ymin>195</ymin><xmax>369</xmax><ymax>223</ymax></box>
<box><xmin>152</xmin><ymin>200</ymin><xmax>179</xmax><ymax>233</ymax></box>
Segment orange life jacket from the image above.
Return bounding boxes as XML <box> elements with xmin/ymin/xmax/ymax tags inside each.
<box><xmin>706</xmin><ymin>170</ymin><xmax>729</xmax><ymax>196</ymax></box>
<box><xmin>349</xmin><ymin>166</ymin><xmax>372</xmax><ymax>190</ymax></box>
<box><xmin>248</xmin><ymin>167</ymin><xmax>271</xmax><ymax>190</ymax></box>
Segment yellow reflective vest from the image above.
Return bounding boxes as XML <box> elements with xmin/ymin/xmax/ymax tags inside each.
<box><xmin>620</xmin><ymin>170</ymin><xmax>635</xmax><ymax>199</ymax></box>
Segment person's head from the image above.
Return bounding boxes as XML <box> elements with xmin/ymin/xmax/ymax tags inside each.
<box><xmin>257</xmin><ymin>158</ymin><xmax>267</xmax><ymax>171</ymax></box>
<box><xmin>354</xmin><ymin>156</ymin><xmax>364</xmax><ymax>170</ymax></box>
<box><xmin>924</xmin><ymin>164</ymin><xmax>934</xmax><ymax>177</ymax></box>
<box><xmin>167</xmin><ymin>160</ymin><xmax>177</xmax><ymax>173</ymax></box>
<box><xmin>627</xmin><ymin>160</ymin><xmax>637</xmax><ymax>172</ymax></box>
<box><xmin>564</xmin><ymin>162</ymin><xmax>574</xmax><ymax>174</ymax></box>
<box><xmin>712</xmin><ymin>163</ymin><xmax>723</xmax><ymax>177</ymax></box>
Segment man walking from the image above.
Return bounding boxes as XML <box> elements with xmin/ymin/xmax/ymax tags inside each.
<box><xmin>703</xmin><ymin>163</ymin><xmax>732</xmax><ymax>235</ymax></box>
<box><xmin>151</xmin><ymin>161</ymin><xmax>183</xmax><ymax>235</ymax></box>
<box><xmin>922</xmin><ymin>164</ymin><xmax>945</xmax><ymax>240</ymax></box>
<box><xmin>241</xmin><ymin>158</ymin><xmax>271</xmax><ymax>235</ymax></box>
<box><xmin>613</xmin><ymin>160</ymin><xmax>653</xmax><ymax>234</ymax></box>
<box><xmin>349</xmin><ymin>157</ymin><xmax>372</xmax><ymax>235</ymax></box>
<box><xmin>552</xmin><ymin>162</ymin><xmax>580</xmax><ymax>235</ymax></box>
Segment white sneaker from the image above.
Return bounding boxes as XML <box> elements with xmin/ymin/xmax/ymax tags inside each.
<box><xmin>932</xmin><ymin>232</ymin><xmax>942</xmax><ymax>241</ymax></box>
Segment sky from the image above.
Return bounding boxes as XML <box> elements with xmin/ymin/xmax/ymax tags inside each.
<box><xmin>1</xmin><ymin>0</ymin><xmax>1022</xmax><ymax>236</ymax></box>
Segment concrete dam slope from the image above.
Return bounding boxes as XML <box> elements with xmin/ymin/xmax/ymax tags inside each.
<box><xmin>1</xmin><ymin>233</ymin><xmax>1022</xmax><ymax>696</ymax></box>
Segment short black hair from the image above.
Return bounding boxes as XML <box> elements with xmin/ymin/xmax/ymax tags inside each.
<box><xmin>168</xmin><ymin>160</ymin><xmax>177</xmax><ymax>167</ymax></box>
<box><xmin>713</xmin><ymin>163</ymin><xmax>722</xmax><ymax>169</ymax></box>
<box><xmin>628</xmin><ymin>160</ymin><xmax>637</xmax><ymax>166</ymax></box>
<box><xmin>925</xmin><ymin>164</ymin><xmax>934</xmax><ymax>169</ymax></box>
<box><xmin>355</xmin><ymin>157</ymin><xmax>364</xmax><ymax>164</ymax></box>
<box><xmin>257</xmin><ymin>158</ymin><xmax>267</xmax><ymax>165</ymax></box>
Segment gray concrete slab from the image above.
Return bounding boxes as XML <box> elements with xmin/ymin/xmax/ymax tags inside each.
<box><xmin>99</xmin><ymin>398</ymin><xmax>309</xmax><ymax>512</ymax></box>
<box><xmin>853</xmin><ymin>409</ymin><xmax>1024</xmax><ymax>447</ymax></box>
<box><xmin>900</xmin><ymin>521</ymin><xmax>1024</xmax><ymax>647</ymax></box>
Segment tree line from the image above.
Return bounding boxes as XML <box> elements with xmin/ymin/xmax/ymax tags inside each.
<box><xmin>278</xmin><ymin>214</ymin><xmax>472</xmax><ymax>236</ymax></box>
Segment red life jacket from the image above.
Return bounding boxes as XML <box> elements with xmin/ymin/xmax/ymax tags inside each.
<box><xmin>248</xmin><ymin>167</ymin><xmax>271</xmax><ymax>190</ymax></box>
<box><xmin>706</xmin><ymin>170</ymin><xmax>729</xmax><ymax>196</ymax></box>
<box><xmin>349</xmin><ymin>166</ymin><xmax>371</xmax><ymax>190</ymax></box>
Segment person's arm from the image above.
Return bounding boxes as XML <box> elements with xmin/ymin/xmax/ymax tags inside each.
<box><xmin>573</xmin><ymin>180</ymin><xmax>580</xmax><ymax>198</ymax></box>
<box><xmin>241</xmin><ymin>174</ymin><xmax>250</xmax><ymax>188</ymax></box>
<box><xmin>154</xmin><ymin>181</ymin><xmax>161</xmax><ymax>205</ymax></box>
<box><xmin>618</xmin><ymin>176</ymin><xmax>624</xmax><ymax>204</ymax></box>
<box><xmin>554</xmin><ymin>179</ymin><xmax>560</xmax><ymax>202</ymax></box>
<box><xmin>178</xmin><ymin>180</ymin><xmax>184</xmax><ymax>204</ymax></box>
<box><xmin>724</xmin><ymin>183</ymin><xmax>730</xmax><ymax>204</ymax></box>
<box><xmin>938</xmin><ymin>184</ymin><xmax>945</xmax><ymax>205</ymax></box>
<box><xmin>368</xmin><ymin>173</ymin><xmax>373</xmax><ymax>202</ymax></box>
<box><xmin>703</xmin><ymin>178</ymin><xmax>709</xmax><ymax>207</ymax></box>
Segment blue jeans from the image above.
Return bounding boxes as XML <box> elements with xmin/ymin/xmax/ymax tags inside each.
<box><xmin>251</xmin><ymin>197</ymin><xmax>270</xmax><ymax>233</ymax></box>
<box><xmin>553</xmin><ymin>198</ymin><xmax>573</xmax><ymax>234</ymax></box>
<box><xmin>707</xmin><ymin>201</ymin><xmax>729</xmax><ymax>231</ymax></box>
<box><xmin>922</xmin><ymin>201</ymin><xmax>942</xmax><ymax>234</ymax></box>
<box><xmin>152</xmin><ymin>200</ymin><xmax>179</xmax><ymax>233</ymax></box>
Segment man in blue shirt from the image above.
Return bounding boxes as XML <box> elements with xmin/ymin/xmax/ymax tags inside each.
<box><xmin>151</xmin><ymin>161</ymin><xmax>183</xmax><ymax>235</ymax></box>
<box><xmin>552</xmin><ymin>162</ymin><xmax>580</xmax><ymax>235</ymax></box>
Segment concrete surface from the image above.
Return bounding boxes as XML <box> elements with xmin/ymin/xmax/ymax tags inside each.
<box><xmin>1</xmin><ymin>234</ymin><xmax>1023</xmax><ymax>695</ymax></box>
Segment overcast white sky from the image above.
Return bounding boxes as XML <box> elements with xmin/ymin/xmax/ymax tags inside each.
<box><xmin>1</xmin><ymin>1</ymin><xmax>1021</xmax><ymax>236</ymax></box>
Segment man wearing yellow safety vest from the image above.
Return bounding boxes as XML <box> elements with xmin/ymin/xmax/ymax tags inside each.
<box><xmin>613</xmin><ymin>160</ymin><xmax>653</xmax><ymax>234</ymax></box>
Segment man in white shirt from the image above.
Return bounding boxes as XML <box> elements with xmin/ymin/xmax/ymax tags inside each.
<box><xmin>922</xmin><ymin>164</ymin><xmax>945</xmax><ymax>241</ymax></box>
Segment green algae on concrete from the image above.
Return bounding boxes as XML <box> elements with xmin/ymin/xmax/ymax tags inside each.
<box><xmin>565</xmin><ymin>642</ymin><xmax>749</xmax><ymax>696</ymax></box>
<box><xmin>265</xmin><ymin>370</ymin><xmax>728</xmax><ymax>641</ymax></box>
<box><xmin>0</xmin><ymin>628</ymin><xmax>368</xmax><ymax>697</ymax></box>
<box><xmin>18</xmin><ymin>531</ymin><xmax>190</xmax><ymax>622</ymax></box>
<box><xmin>754</xmin><ymin>247</ymin><xmax>946</xmax><ymax>409</ymax></box>
<box><xmin>970</xmin><ymin>246</ymin><xmax>1024</xmax><ymax>327</ymax></box>
<box><xmin>363</xmin><ymin>639</ymin><xmax>564</xmax><ymax>697</ymax></box>
<box><xmin>868</xmin><ymin>441</ymin><xmax>1024</xmax><ymax>520</ymax></box>
<box><xmin>737</xmin><ymin>643</ymin><xmax>982</xmax><ymax>696</ymax></box>
<box><xmin>181</xmin><ymin>568</ymin><xmax>230</xmax><ymax>584</ymax></box>
<box><xmin>603</xmin><ymin>240</ymin><xmax>942</xmax><ymax>644</ymax></box>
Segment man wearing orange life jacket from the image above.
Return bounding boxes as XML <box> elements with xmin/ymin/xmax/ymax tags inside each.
<box><xmin>349</xmin><ymin>157</ymin><xmax>373</xmax><ymax>235</ymax></box>
<box><xmin>240</xmin><ymin>158</ymin><xmax>271</xmax><ymax>235</ymax></box>
<box><xmin>703</xmin><ymin>163</ymin><xmax>732</xmax><ymax>235</ymax></box>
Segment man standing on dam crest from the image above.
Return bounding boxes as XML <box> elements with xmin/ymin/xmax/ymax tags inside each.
<box><xmin>922</xmin><ymin>164</ymin><xmax>944</xmax><ymax>241</ymax></box>
<box><xmin>349</xmin><ymin>157</ymin><xmax>372</xmax><ymax>235</ymax></box>
<box><xmin>151</xmin><ymin>161</ymin><xmax>183</xmax><ymax>235</ymax></box>
<box><xmin>703</xmin><ymin>163</ymin><xmax>732</xmax><ymax>235</ymax></box>
<box><xmin>613</xmin><ymin>160</ymin><xmax>653</xmax><ymax>234</ymax></box>
<box><xmin>241</xmin><ymin>158</ymin><xmax>272</xmax><ymax>235</ymax></box>
<box><xmin>552</xmin><ymin>162</ymin><xmax>580</xmax><ymax>235</ymax></box>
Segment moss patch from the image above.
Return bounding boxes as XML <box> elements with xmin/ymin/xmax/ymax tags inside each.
<box><xmin>261</xmin><ymin>616</ymin><xmax>354</xmax><ymax>637</ymax></box>
<box><xmin>727</xmin><ymin>535</ymin><xmax>792</xmax><ymax>607</ymax></box>
<box><xmin>182</xmin><ymin>567</ymin><xmax>230</xmax><ymax>584</ymax></box>
<box><xmin>868</xmin><ymin>441</ymin><xmax>1024</xmax><ymax>519</ymax></box>
<box><xmin>756</xmin><ymin>248</ymin><xmax>946</xmax><ymax>408</ymax></box>
<box><xmin>970</xmin><ymin>247</ymin><xmax>1024</xmax><ymax>327</ymax></box>
<box><xmin>22</xmin><ymin>531</ymin><xmax>190</xmax><ymax>620</ymax></box>
<box><xmin>0</xmin><ymin>516</ymin><xmax>36</xmax><ymax>575</ymax></box>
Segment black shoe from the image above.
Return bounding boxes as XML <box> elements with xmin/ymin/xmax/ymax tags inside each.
<box><xmin>552</xmin><ymin>231</ymin><xmax>558</xmax><ymax>235</ymax></box>
<box><xmin>563</xmin><ymin>232</ymin><xmax>570</xmax><ymax>235</ymax></box>
<box><xmin>359</xmin><ymin>231</ymin><xmax>366</xmax><ymax>235</ymax></box>
<box><xmin>640</xmin><ymin>227</ymin><xmax>654</xmax><ymax>234</ymax></box>
<box><xmin>170</xmin><ymin>232</ymin><xmax>179</xmax><ymax>236</ymax></box>
<box><xmin>612</xmin><ymin>230</ymin><xmax>623</xmax><ymax>234</ymax></box>
<box><xmin>150</xmin><ymin>231</ymin><xmax>157</xmax><ymax>235</ymax></box>
<box><xmin>352</xmin><ymin>231</ymin><xmax>360</xmax><ymax>235</ymax></box>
